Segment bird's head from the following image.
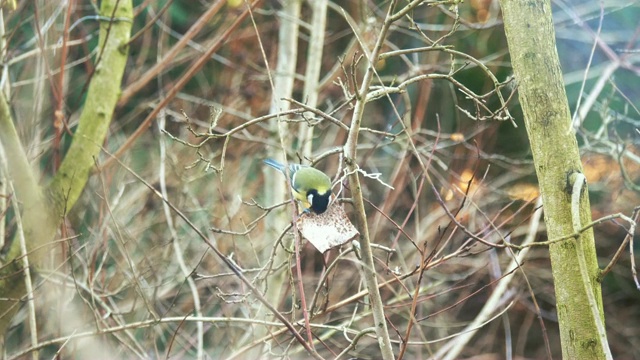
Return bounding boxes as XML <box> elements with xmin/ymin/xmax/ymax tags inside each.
<box><xmin>307</xmin><ymin>189</ymin><xmax>332</xmax><ymax>214</ymax></box>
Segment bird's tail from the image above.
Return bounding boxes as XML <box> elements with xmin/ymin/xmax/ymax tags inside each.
<box><xmin>263</xmin><ymin>158</ymin><xmax>286</xmax><ymax>172</ymax></box>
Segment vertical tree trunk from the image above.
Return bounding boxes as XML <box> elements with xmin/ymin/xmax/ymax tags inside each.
<box><xmin>499</xmin><ymin>0</ymin><xmax>609</xmax><ymax>358</ymax></box>
<box><xmin>259</xmin><ymin>0</ymin><xmax>302</xmax><ymax>355</ymax></box>
<box><xmin>0</xmin><ymin>0</ymin><xmax>133</xmax><ymax>344</ymax></box>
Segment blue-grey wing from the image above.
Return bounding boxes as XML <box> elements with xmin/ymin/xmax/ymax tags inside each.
<box><xmin>287</xmin><ymin>163</ymin><xmax>305</xmax><ymax>173</ymax></box>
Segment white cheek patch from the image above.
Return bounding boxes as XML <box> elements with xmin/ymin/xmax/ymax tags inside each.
<box><xmin>307</xmin><ymin>193</ymin><xmax>314</xmax><ymax>205</ymax></box>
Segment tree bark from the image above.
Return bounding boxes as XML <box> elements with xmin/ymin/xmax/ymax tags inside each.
<box><xmin>499</xmin><ymin>0</ymin><xmax>609</xmax><ymax>358</ymax></box>
<box><xmin>0</xmin><ymin>0</ymin><xmax>132</xmax><ymax>341</ymax></box>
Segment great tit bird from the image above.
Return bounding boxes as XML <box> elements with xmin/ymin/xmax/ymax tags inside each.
<box><xmin>263</xmin><ymin>158</ymin><xmax>333</xmax><ymax>214</ymax></box>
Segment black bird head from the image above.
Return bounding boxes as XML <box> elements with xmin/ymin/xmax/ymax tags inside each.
<box><xmin>307</xmin><ymin>189</ymin><xmax>331</xmax><ymax>214</ymax></box>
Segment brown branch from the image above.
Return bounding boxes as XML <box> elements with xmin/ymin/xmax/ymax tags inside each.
<box><xmin>102</xmin><ymin>0</ymin><xmax>263</xmax><ymax>171</ymax></box>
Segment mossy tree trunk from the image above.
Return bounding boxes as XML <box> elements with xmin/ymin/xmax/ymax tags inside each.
<box><xmin>0</xmin><ymin>0</ymin><xmax>132</xmax><ymax>344</ymax></box>
<box><xmin>499</xmin><ymin>0</ymin><xmax>610</xmax><ymax>358</ymax></box>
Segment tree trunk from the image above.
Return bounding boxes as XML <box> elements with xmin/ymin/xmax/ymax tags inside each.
<box><xmin>499</xmin><ymin>0</ymin><xmax>610</xmax><ymax>358</ymax></box>
<box><xmin>0</xmin><ymin>0</ymin><xmax>132</xmax><ymax>343</ymax></box>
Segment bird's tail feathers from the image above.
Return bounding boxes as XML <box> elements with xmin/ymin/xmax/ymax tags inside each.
<box><xmin>263</xmin><ymin>158</ymin><xmax>285</xmax><ymax>172</ymax></box>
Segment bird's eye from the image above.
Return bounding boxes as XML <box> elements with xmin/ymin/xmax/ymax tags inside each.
<box><xmin>307</xmin><ymin>193</ymin><xmax>314</xmax><ymax>204</ymax></box>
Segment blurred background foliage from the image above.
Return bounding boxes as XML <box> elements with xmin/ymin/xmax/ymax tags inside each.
<box><xmin>2</xmin><ymin>0</ymin><xmax>639</xmax><ymax>358</ymax></box>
